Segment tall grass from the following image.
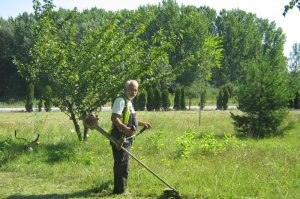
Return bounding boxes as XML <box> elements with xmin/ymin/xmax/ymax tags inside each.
<box><xmin>0</xmin><ymin>110</ymin><xmax>299</xmax><ymax>198</ymax></box>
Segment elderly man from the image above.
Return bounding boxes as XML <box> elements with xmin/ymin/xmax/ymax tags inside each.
<box><xmin>110</xmin><ymin>80</ymin><xmax>152</xmax><ymax>194</ymax></box>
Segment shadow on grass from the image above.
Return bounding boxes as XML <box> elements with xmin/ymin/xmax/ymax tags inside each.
<box><xmin>6</xmin><ymin>181</ymin><xmax>113</xmax><ymax>199</ymax></box>
<box><xmin>0</xmin><ymin>137</ymin><xmax>29</xmax><ymax>167</ymax></box>
<box><xmin>0</xmin><ymin>137</ymin><xmax>77</xmax><ymax>166</ymax></box>
<box><xmin>43</xmin><ymin>142</ymin><xmax>76</xmax><ymax>164</ymax></box>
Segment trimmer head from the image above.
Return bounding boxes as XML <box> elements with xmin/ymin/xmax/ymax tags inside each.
<box><xmin>163</xmin><ymin>188</ymin><xmax>181</xmax><ymax>198</ymax></box>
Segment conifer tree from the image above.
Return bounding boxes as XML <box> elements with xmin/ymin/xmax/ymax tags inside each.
<box><xmin>174</xmin><ymin>88</ymin><xmax>181</xmax><ymax>110</ymax></box>
<box><xmin>162</xmin><ymin>89</ymin><xmax>170</xmax><ymax>110</ymax></box>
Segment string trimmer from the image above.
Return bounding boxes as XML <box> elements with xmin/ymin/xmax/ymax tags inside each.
<box><xmin>83</xmin><ymin>114</ymin><xmax>181</xmax><ymax>198</ymax></box>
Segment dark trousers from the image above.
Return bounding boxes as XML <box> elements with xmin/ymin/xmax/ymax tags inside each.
<box><xmin>111</xmin><ymin>141</ymin><xmax>131</xmax><ymax>194</ymax></box>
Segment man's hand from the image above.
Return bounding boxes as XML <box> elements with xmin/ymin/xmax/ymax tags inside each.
<box><xmin>83</xmin><ymin>114</ymin><xmax>99</xmax><ymax>130</ymax></box>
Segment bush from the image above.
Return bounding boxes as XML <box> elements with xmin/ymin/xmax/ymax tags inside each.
<box><xmin>199</xmin><ymin>89</ymin><xmax>206</xmax><ymax>110</ymax></box>
<box><xmin>146</xmin><ymin>87</ymin><xmax>154</xmax><ymax>111</ymax></box>
<box><xmin>161</xmin><ymin>89</ymin><xmax>170</xmax><ymax>110</ymax></box>
<box><xmin>216</xmin><ymin>89</ymin><xmax>223</xmax><ymax>110</ymax></box>
<box><xmin>137</xmin><ymin>90</ymin><xmax>147</xmax><ymax>111</ymax></box>
<box><xmin>153</xmin><ymin>87</ymin><xmax>161</xmax><ymax>111</ymax></box>
<box><xmin>180</xmin><ymin>87</ymin><xmax>186</xmax><ymax>110</ymax></box>
<box><xmin>294</xmin><ymin>91</ymin><xmax>300</xmax><ymax>109</ymax></box>
<box><xmin>173</xmin><ymin>88</ymin><xmax>181</xmax><ymax>110</ymax></box>
<box><xmin>222</xmin><ymin>86</ymin><xmax>230</xmax><ymax>110</ymax></box>
<box><xmin>38</xmin><ymin>99</ymin><xmax>43</xmax><ymax>112</ymax></box>
<box><xmin>176</xmin><ymin>131</ymin><xmax>196</xmax><ymax>158</ymax></box>
<box><xmin>216</xmin><ymin>86</ymin><xmax>230</xmax><ymax>110</ymax></box>
<box><xmin>44</xmin><ymin>85</ymin><xmax>53</xmax><ymax>112</ymax></box>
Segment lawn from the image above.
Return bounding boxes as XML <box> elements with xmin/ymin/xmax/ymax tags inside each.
<box><xmin>0</xmin><ymin>110</ymin><xmax>299</xmax><ymax>198</ymax></box>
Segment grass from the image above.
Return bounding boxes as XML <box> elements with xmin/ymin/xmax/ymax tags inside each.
<box><xmin>0</xmin><ymin>110</ymin><xmax>299</xmax><ymax>198</ymax></box>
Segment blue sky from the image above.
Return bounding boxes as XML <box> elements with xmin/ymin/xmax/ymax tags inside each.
<box><xmin>0</xmin><ymin>0</ymin><xmax>299</xmax><ymax>56</ymax></box>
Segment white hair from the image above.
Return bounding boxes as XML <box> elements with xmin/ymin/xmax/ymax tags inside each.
<box><xmin>124</xmin><ymin>80</ymin><xmax>139</xmax><ymax>89</ymax></box>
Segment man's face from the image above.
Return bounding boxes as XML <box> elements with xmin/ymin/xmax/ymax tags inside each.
<box><xmin>125</xmin><ymin>83</ymin><xmax>138</xmax><ymax>100</ymax></box>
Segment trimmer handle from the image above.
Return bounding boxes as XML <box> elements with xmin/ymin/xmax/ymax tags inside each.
<box><xmin>126</xmin><ymin>126</ymin><xmax>147</xmax><ymax>140</ymax></box>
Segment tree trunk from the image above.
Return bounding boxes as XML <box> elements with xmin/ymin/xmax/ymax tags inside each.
<box><xmin>66</xmin><ymin>101</ymin><xmax>82</xmax><ymax>141</ymax></box>
<box><xmin>83</xmin><ymin>127</ymin><xmax>89</xmax><ymax>141</ymax></box>
<box><xmin>70</xmin><ymin>111</ymin><xmax>82</xmax><ymax>141</ymax></box>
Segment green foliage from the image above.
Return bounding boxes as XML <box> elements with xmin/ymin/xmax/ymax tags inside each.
<box><xmin>288</xmin><ymin>43</ymin><xmax>300</xmax><ymax>109</ymax></box>
<box><xmin>199</xmin><ymin>133</ymin><xmax>222</xmax><ymax>155</ymax></box>
<box><xmin>283</xmin><ymin>0</ymin><xmax>300</xmax><ymax>16</ymax></box>
<box><xmin>137</xmin><ymin>90</ymin><xmax>147</xmax><ymax>111</ymax></box>
<box><xmin>222</xmin><ymin>87</ymin><xmax>230</xmax><ymax>110</ymax></box>
<box><xmin>294</xmin><ymin>91</ymin><xmax>300</xmax><ymax>109</ymax></box>
<box><xmin>146</xmin><ymin>87</ymin><xmax>154</xmax><ymax>111</ymax></box>
<box><xmin>180</xmin><ymin>87</ymin><xmax>186</xmax><ymax>110</ymax></box>
<box><xmin>153</xmin><ymin>87</ymin><xmax>162</xmax><ymax>111</ymax></box>
<box><xmin>176</xmin><ymin>131</ymin><xmax>196</xmax><ymax>158</ymax></box>
<box><xmin>199</xmin><ymin>89</ymin><xmax>206</xmax><ymax>110</ymax></box>
<box><xmin>14</xmin><ymin>0</ymin><xmax>171</xmax><ymax>140</ymax></box>
<box><xmin>198</xmin><ymin>132</ymin><xmax>243</xmax><ymax>156</ymax></box>
<box><xmin>38</xmin><ymin>99</ymin><xmax>43</xmax><ymax>111</ymax></box>
<box><xmin>216</xmin><ymin>89</ymin><xmax>223</xmax><ymax>110</ymax></box>
<box><xmin>173</xmin><ymin>88</ymin><xmax>181</xmax><ymax>110</ymax></box>
<box><xmin>161</xmin><ymin>88</ymin><xmax>170</xmax><ymax>110</ymax></box>
<box><xmin>25</xmin><ymin>82</ymin><xmax>34</xmax><ymax>112</ymax></box>
<box><xmin>146</xmin><ymin>130</ymin><xmax>165</xmax><ymax>152</ymax></box>
<box><xmin>231</xmin><ymin>57</ymin><xmax>290</xmax><ymax>137</ymax></box>
<box><xmin>44</xmin><ymin>85</ymin><xmax>52</xmax><ymax>112</ymax></box>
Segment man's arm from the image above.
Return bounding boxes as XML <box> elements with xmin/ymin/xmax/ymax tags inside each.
<box><xmin>138</xmin><ymin>121</ymin><xmax>152</xmax><ymax>129</ymax></box>
<box><xmin>111</xmin><ymin>113</ymin><xmax>134</xmax><ymax>136</ymax></box>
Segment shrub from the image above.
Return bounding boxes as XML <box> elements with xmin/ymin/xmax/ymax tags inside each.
<box><xmin>216</xmin><ymin>89</ymin><xmax>223</xmax><ymax>110</ymax></box>
<box><xmin>137</xmin><ymin>90</ymin><xmax>147</xmax><ymax>111</ymax></box>
<box><xmin>146</xmin><ymin>130</ymin><xmax>165</xmax><ymax>152</ymax></box>
<box><xmin>38</xmin><ymin>99</ymin><xmax>43</xmax><ymax>112</ymax></box>
<box><xmin>294</xmin><ymin>91</ymin><xmax>300</xmax><ymax>109</ymax></box>
<box><xmin>153</xmin><ymin>87</ymin><xmax>162</xmax><ymax>111</ymax></box>
<box><xmin>199</xmin><ymin>133</ymin><xmax>222</xmax><ymax>155</ymax></box>
<box><xmin>44</xmin><ymin>85</ymin><xmax>53</xmax><ymax>112</ymax></box>
<box><xmin>199</xmin><ymin>89</ymin><xmax>206</xmax><ymax>110</ymax></box>
<box><xmin>222</xmin><ymin>86</ymin><xmax>230</xmax><ymax>110</ymax></box>
<box><xmin>173</xmin><ymin>88</ymin><xmax>181</xmax><ymax>110</ymax></box>
<box><xmin>146</xmin><ymin>87</ymin><xmax>154</xmax><ymax>111</ymax></box>
<box><xmin>176</xmin><ymin>131</ymin><xmax>196</xmax><ymax>158</ymax></box>
<box><xmin>180</xmin><ymin>87</ymin><xmax>186</xmax><ymax>110</ymax></box>
<box><xmin>161</xmin><ymin>89</ymin><xmax>170</xmax><ymax>110</ymax></box>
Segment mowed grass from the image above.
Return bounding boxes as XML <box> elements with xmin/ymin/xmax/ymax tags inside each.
<box><xmin>0</xmin><ymin>110</ymin><xmax>299</xmax><ymax>199</ymax></box>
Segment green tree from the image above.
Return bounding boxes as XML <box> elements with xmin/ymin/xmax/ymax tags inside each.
<box><xmin>44</xmin><ymin>85</ymin><xmax>53</xmax><ymax>112</ymax></box>
<box><xmin>173</xmin><ymin>88</ymin><xmax>181</xmax><ymax>110</ymax></box>
<box><xmin>231</xmin><ymin>57</ymin><xmax>290</xmax><ymax>137</ymax></box>
<box><xmin>15</xmin><ymin>0</ymin><xmax>170</xmax><ymax>141</ymax></box>
<box><xmin>0</xmin><ymin>17</ymin><xmax>28</xmax><ymax>99</ymax></box>
<box><xmin>153</xmin><ymin>87</ymin><xmax>162</xmax><ymax>111</ymax></box>
<box><xmin>283</xmin><ymin>0</ymin><xmax>300</xmax><ymax>16</ymax></box>
<box><xmin>146</xmin><ymin>87</ymin><xmax>154</xmax><ymax>111</ymax></box>
<box><xmin>180</xmin><ymin>87</ymin><xmax>186</xmax><ymax>110</ymax></box>
<box><xmin>161</xmin><ymin>88</ymin><xmax>170</xmax><ymax>110</ymax></box>
<box><xmin>137</xmin><ymin>90</ymin><xmax>147</xmax><ymax>111</ymax></box>
<box><xmin>213</xmin><ymin>9</ymin><xmax>262</xmax><ymax>86</ymax></box>
<box><xmin>222</xmin><ymin>86</ymin><xmax>230</xmax><ymax>110</ymax></box>
<box><xmin>288</xmin><ymin>43</ymin><xmax>300</xmax><ymax>109</ymax></box>
<box><xmin>216</xmin><ymin>89</ymin><xmax>223</xmax><ymax>110</ymax></box>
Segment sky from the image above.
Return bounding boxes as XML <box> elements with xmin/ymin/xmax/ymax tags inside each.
<box><xmin>0</xmin><ymin>0</ymin><xmax>299</xmax><ymax>57</ymax></box>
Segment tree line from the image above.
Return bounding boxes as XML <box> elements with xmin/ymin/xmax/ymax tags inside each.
<box><xmin>0</xmin><ymin>0</ymin><xmax>299</xmax><ymax>139</ymax></box>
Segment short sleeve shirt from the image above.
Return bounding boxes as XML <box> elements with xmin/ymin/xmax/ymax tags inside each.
<box><xmin>112</xmin><ymin>97</ymin><xmax>135</xmax><ymax>116</ymax></box>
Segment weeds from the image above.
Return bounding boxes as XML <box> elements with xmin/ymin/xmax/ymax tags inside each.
<box><xmin>176</xmin><ymin>131</ymin><xmax>196</xmax><ymax>158</ymax></box>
